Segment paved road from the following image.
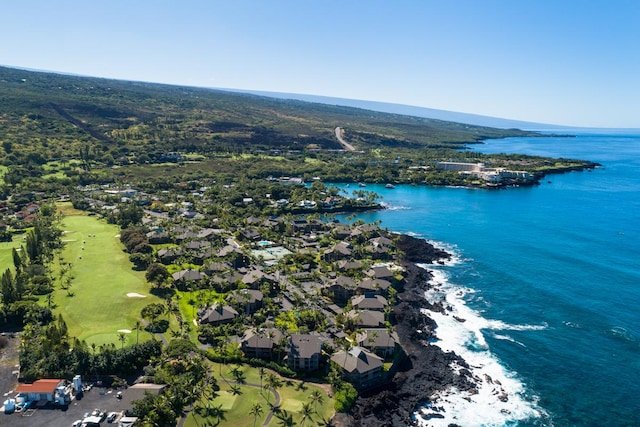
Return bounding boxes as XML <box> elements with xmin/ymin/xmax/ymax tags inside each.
<box><xmin>334</xmin><ymin>127</ymin><xmax>355</xmax><ymax>151</ymax></box>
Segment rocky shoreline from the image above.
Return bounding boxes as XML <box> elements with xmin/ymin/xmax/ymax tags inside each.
<box><xmin>339</xmin><ymin>234</ymin><xmax>475</xmax><ymax>426</ymax></box>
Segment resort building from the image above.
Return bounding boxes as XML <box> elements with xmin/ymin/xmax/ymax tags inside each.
<box><xmin>331</xmin><ymin>346</ymin><xmax>384</xmax><ymax>389</ymax></box>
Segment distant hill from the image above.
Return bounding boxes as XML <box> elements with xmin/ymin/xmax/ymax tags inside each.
<box><xmin>225</xmin><ymin>90</ymin><xmax>568</xmax><ymax>131</ymax></box>
<box><xmin>0</xmin><ymin>65</ymin><xmax>539</xmax><ymax>165</ymax></box>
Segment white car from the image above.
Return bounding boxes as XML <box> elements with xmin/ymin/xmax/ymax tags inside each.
<box><xmin>71</xmin><ymin>421</ymin><xmax>82</xmax><ymax>427</ymax></box>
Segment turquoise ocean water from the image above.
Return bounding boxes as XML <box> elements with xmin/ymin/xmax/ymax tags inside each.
<box><xmin>339</xmin><ymin>131</ymin><xmax>640</xmax><ymax>426</ymax></box>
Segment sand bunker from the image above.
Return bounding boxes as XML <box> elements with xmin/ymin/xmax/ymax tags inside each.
<box><xmin>126</xmin><ymin>292</ymin><xmax>146</xmax><ymax>298</ymax></box>
<box><xmin>117</xmin><ymin>329</ymin><xmax>132</xmax><ymax>334</ymax></box>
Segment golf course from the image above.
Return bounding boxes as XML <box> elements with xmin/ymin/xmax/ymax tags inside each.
<box><xmin>52</xmin><ymin>204</ymin><xmax>162</xmax><ymax>348</ymax></box>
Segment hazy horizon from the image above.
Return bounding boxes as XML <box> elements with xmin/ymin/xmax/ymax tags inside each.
<box><xmin>1</xmin><ymin>1</ymin><xmax>638</xmax><ymax>128</ymax></box>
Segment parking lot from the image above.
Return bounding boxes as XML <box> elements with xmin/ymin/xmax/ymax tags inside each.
<box><xmin>1</xmin><ymin>383</ymin><xmax>161</xmax><ymax>427</ymax></box>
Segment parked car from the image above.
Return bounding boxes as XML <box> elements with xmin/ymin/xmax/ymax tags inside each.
<box><xmin>71</xmin><ymin>421</ymin><xmax>82</xmax><ymax>427</ymax></box>
<box><xmin>106</xmin><ymin>412</ymin><xmax>118</xmax><ymax>423</ymax></box>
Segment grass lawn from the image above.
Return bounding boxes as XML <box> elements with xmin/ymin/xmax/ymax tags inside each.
<box><xmin>185</xmin><ymin>363</ymin><xmax>334</xmax><ymax>427</ymax></box>
<box><xmin>51</xmin><ymin>206</ymin><xmax>162</xmax><ymax>348</ymax></box>
<box><xmin>0</xmin><ymin>232</ymin><xmax>26</xmax><ymax>273</ymax></box>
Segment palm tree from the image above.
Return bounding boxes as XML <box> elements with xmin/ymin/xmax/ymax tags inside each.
<box><xmin>230</xmin><ymin>365</ymin><xmax>246</xmax><ymax>384</ymax></box>
<box><xmin>275</xmin><ymin>409</ymin><xmax>295</xmax><ymax>427</ymax></box>
<box><xmin>264</xmin><ymin>373</ymin><xmax>282</xmax><ymax>406</ymax></box>
<box><xmin>258</xmin><ymin>367</ymin><xmax>265</xmax><ymax>393</ymax></box>
<box><xmin>118</xmin><ymin>333</ymin><xmax>127</xmax><ymax>349</ymax></box>
<box><xmin>134</xmin><ymin>320</ymin><xmax>142</xmax><ymax>345</ymax></box>
<box><xmin>298</xmin><ymin>402</ymin><xmax>314</xmax><ymax>426</ymax></box>
<box><xmin>308</xmin><ymin>389</ymin><xmax>324</xmax><ymax>413</ymax></box>
<box><xmin>249</xmin><ymin>402</ymin><xmax>263</xmax><ymax>427</ymax></box>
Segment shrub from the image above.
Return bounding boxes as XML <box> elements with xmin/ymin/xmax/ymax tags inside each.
<box><xmin>334</xmin><ymin>383</ymin><xmax>358</xmax><ymax>413</ymax></box>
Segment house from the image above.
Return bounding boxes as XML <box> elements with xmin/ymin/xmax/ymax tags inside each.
<box><xmin>240</xmin><ymin>328</ymin><xmax>283</xmax><ymax>359</ymax></box>
<box><xmin>330</xmin><ymin>346</ymin><xmax>384</xmax><ymax>389</ymax></box>
<box><xmin>322</xmin><ymin>241</ymin><xmax>352</xmax><ymax>262</ymax></box>
<box><xmin>197</xmin><ymin>228</ymin><xmax>225</xmax><ymax>241</ymax></box>
<box><xmin>364</xmin><ymin>242</ymin><xmax>393</xmax><ymax>260</ymax></box>
<box><xmin>239</xmin><ymin>228</ymin><xmax>261</xmax><ymax>241</ymax></box>
<box><xmin>146</xmin><ymin>230</ymin><xmax>170</xmax><ymax>244</ymax></box>
<box><xmin>216</xmin><ymin>245</ymin><xmax>251</xmax><ymax>268</ymax></box>
<box><xmin>241</xmin><ymin>269</ymin><xmax>278</xmax><ymax>290</ymax></box>
<box><xmin>227</xmin><ymin>289</ymin><xmax>263</xmax><ymax>314</ymax></box>
<box><xmin>206</xmin><ymin>261</ymin><xmax>231</xmax><ymax>275</ymax></box>
<box><xmin>356</xmin><ymin>328</ymin><xmax>399</xmax><ymax>358</ymax></box>
<box><xmin>350</xmin><ymin>294</ymin><xmax>388</xmax><ymax>312</ymax></box>
<box><xmin>199</xmin><ymin>303</ymin><xmax>239</xmax><ymax>326</ymax></box>
<box><xmin>157</xmin><ymin>246</ymin><xmax>184</xmax><ymax>264</ymax></box>
<box><xmin>336</xmin><ymin>260</ymin><xmax>363</xmax><ymax>272</ymax></box>
<box><xmin>15</xmin><ymin>379</ymin><xmax>69</xmax><ymax>404</ymax></box>
<box><xmin>345</xmin><ymin>309</ymin><xmax>385</xmax><ymax>328</ymax></box>
<box><xmin>356</xmin><ymin>278</ymin><xmax>391</xmax><ymax>295</ymax></box>
<box><xmin>366</xmin><ymin>266</ymin><xmax>396</xmax><ymax>281</ymax></box>
<box><xmin>172</xmin><ymin>269</ymin><xmax>206</xmax><ymax>289</ymax></box>
<box><xmin>322</xmin><ymin>276</ymin><xmax>356</xmax><ymax>302</ymax></box>
<box><xmin>286</xmin><ymin>334</ymin><xmax>322</xmax><ymax>372</ymax></box>
<box><xmin>331</xmin><ymin>224</ymin><xmax>351</xmax><ymax>240</ymax></box>
<box><xmin>185</xmin><ymin>240</ymin><xmax>213</xmax><ymax>265</ymax></box>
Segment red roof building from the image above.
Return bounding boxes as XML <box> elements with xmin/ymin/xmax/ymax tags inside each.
<box><xmin>15</xmin><ymin>379</ymin><xmax>65</xmax><ymax>402</ymax></box>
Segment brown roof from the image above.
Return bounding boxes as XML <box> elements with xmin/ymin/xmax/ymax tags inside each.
<box><xmin>15</xmin><ymin>379</ymin><xmax>63</xmax><ymax>394</ymax></box>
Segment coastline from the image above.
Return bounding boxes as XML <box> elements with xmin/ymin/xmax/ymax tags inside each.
<box><xmin>343</xmin><ymin>234</ymin><xmax>475</xmax><ymax>426</ymax></box>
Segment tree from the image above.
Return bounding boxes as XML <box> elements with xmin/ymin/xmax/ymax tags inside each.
<box><xmin>12</xmin><ymin>248</ymin><xmax>24</xmax><ymax>273</ymax></box>
<box><xmin>1</xmin><ymin>269</ymin><xmax>17</xmax><ymax>305</ymax></box>
<box><xmin>264</xmin><ymin>373</ymin><xmax>282</xmax><ymax>406</ymax></box>
<box><xmin>145</xmin><ymin>263</ymin><xmax>170</xmax><ymax>287</ymax></box>
<box><xmin>116</xmin><ymin>204</ymin><xmax>143</xmax><ymax>228</ymax></box>
<box><xmin>309</xmin><ymin>389</ymin><xmax>324</xmax><ymax>412</ymax></box>
<box><xmin>258</xmin><ymin>367</ymin><xmax>265</xmax><ymax>394</ymax></box>
<box><xmin>299</xmin><ymin>402</ymin><xmax>314</xmax><ymax>426</ymax></box>
<box><xmin>118</xmin><ymin>333</ymin><xmax>127</xmax><ymax>349</ymax></box>
<box><xmin>141</xmin><ymin>303</ymin><xmax>165</xmax><ymax>332</ymax></box>
<box><xmin>275</xmin><ymin>409</ymin><xmax>295</xmax><ymax>427</ymax></box>
<box><xmin>250</xmin><ymin>402</ymin><xmax>263</xmax><ymax>427</ymax></box>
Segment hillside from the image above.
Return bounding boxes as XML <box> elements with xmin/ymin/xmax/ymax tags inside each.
<box><xmin>0</xmin><ymin>65</ymin><xmax>537</xmax><ymax>165</ymax></box>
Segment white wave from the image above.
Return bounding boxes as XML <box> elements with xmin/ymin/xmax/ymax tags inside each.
<box><xmin>608</xmin><ymin>326</ymin><xmax>636</xmax><ymax>342</ymax></box>
<box><xmin>491</xmin><ymin>333</ymin><xmax>527</xmax><ymax>348</ymax></box>
<box><xmin>380</xmin><ymin>202</ymin><xmax>411</xmax><ymax>211</ymax></box>
<box><xmin>415</xmin><ymin>266</ymin><xmax>547</xmax><ymax>426</ymax></box>
<box><xmin>563</xmin><ymin>321</ymin><xmax>583</xmax><ymax>329</ymax></box>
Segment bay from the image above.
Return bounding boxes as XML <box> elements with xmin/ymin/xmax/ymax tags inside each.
<box><xmin>337</xmin><ymin>130</ymin><xmax>640</xmax><ymax>426</ymax></box>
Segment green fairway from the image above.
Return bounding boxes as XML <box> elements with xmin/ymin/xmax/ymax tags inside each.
<box><xmin>52</xmin><ymin>209</ymin><xmax>161</xmax><ymax>347</ymax></box>
<box><xmin>0</xmin><ymin>232</ymin><xmax>26</xmax><ymax>273</ymax></box>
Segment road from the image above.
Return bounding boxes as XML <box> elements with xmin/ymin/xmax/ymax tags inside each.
<box><xmin>334</xmin><ymin>127</ymin><xmax>355</xmax><ymax>151</ymax></box>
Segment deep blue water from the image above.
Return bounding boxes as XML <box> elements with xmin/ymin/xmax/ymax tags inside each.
<box><xmin>338</xmin><ymin>131</ymin><xmax>640</xmax><ymax>426</ymax></box>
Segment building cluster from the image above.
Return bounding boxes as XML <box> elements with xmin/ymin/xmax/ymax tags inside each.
<box><xmin>437</xmin><ymin>161</ymin><xmax>533</xmax><ymax>184</ymax></box>
<box><xmin>147</xmin><ymin>212</ymin><xmax>402</xmax><ymax>389</ymax></box>
<box><xmin>69</xmin><ymin>181</ymin><xmax>407</xmax><ymax>391</ymax></box>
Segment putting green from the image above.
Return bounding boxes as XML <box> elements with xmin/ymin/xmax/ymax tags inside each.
<box><xmin>216</xmin><ymin>390</ymin><xmax>238</xmax><ymax>410</ymax></box>
<box><xmin>279</xmin><ymin>398</ymin><xmax>304</xmax><ymax>412</ymax></box>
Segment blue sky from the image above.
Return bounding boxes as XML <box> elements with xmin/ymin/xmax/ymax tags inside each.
<box><xmin>2</xmin><ymin>0</ymin><xmax>639</xmax><ymax>127</ymax></box>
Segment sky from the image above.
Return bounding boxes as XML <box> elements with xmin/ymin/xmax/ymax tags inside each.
<box><xmin>1</xmin><ymin>0</ymin><xmax>639</xmax><ymax>128</ymax></box>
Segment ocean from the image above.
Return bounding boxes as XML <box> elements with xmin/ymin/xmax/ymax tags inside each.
<box><xmin>337</xmin><ymin>130</ymin><xmax>640</xmax><ymax>426</ymax></box>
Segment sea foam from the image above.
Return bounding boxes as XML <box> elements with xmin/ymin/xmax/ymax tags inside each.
<box><xmin>414</xmin><ymin>263</ymin><xmax>547</xmax><ymax>427</ymax></box>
